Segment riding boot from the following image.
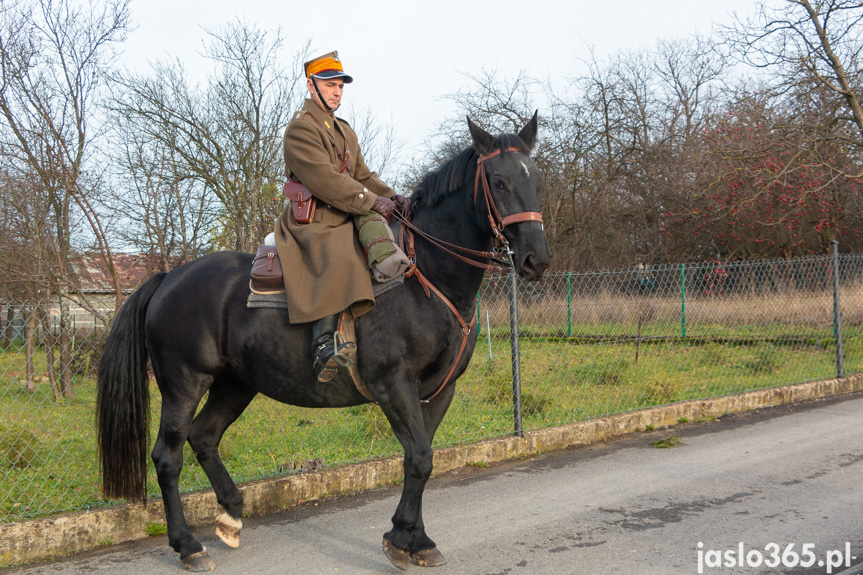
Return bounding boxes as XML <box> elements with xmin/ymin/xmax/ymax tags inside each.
<box><xmin>311</xmin><ymin>313</ymin><xmax>356</xmax><ymax>383</ymax></box>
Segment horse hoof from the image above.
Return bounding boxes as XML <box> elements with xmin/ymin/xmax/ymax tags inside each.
<box><xmin>382</xmin><ymin>538</ymin><xmax>410</xmax><ymax>571</ymax></box>
<box><xmin>411</xmin><ymin>546</ymin><xmax>448</xmax><ymax>567</ymax></box>
<box><xmin>215</xmin><ymin>511</ymin><xmax>242</xmax><ymax>549</ymax></box>
<box><xmin>181</xmin><ymin>547</ymin><xmax>216</xmax><ymax>572</ymax></box>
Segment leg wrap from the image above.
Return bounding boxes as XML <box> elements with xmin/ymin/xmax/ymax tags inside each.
<box><xmin>354</xmin><ymin>212</ymin><xmax>410</xmax><ymax>282</ymax></box>
<box><xmin>355</xmin><ymin>212</ymin><xmax>396</xmax><ymax>265</ymax></box>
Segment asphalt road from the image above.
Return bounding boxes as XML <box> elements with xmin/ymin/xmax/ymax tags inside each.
<box><xmin>9</xmin><ymin>393</ymin><xmax>863</xmax><ymax>575</ymax></box>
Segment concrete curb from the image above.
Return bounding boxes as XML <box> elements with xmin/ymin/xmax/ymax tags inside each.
<box><xmin>2</xmin><ymin>373</ymin><xmax>861</xmax><ymax>566</ymax></box>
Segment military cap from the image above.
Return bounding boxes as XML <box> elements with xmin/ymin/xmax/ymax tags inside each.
<box><xmin>304</xmin><ymin>51</ymin><xmax>353</xmax><ymax>83</ymax></box>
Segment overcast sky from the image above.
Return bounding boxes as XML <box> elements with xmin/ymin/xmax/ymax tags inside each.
<box><xmin>117</xmin><ymin>0</ymin><xmax>766</xmax><ymax>159</ymax></box>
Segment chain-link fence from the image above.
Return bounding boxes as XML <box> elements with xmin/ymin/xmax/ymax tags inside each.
<box><xmin>1</xmin><ymin>252</ymin><xmax>861</xmax><ymax>523</ymax></box>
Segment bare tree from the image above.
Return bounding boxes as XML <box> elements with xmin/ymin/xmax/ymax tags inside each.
<box><xmin>111</xmin><ymin>23</ymin><xmax>309</xmax><ymax>253</ymax></box>
<box><xmin>345</xmin><ymin>105</ymin><xmax>405</xmax><ymax>187</ymax></box>
<box><xmin>108</xmin><ymin>112</ymin><xmax>217</xmax><ymax>269</ymax></box>
<box><xmin>0</xmin><ymin>0</ymin><xmax>130</xmax><ymax>397</ymax></box>
<box><xmin>721</xmin><ymin>0</ymin><xmax>863</xmax><ymax>164</ymax></box>
<box><xmin>420</xmin><ymin>46</ymin><xmax>731</xmax><ymax>271</ymax></box>
<box><xmin>0</xmin><ymin>169</ymin><xmax>45</xmax><ymax>390</ymax></box>
<box><xmin>657</xmin><ymin>1</ymin><xmax>863</xmax><ymax>260</ymax></box>
<box><xmin>542</xmin><ymin>39</ymin><xmax>729</xmax><ymax>269</ymax></box>
<box><xmin>407</xmin><ymin>68</ymin><xmax>540</xmax><ymax>192</ymax></box>
<box><xmin>654</xmin><ymin>35</ymin><xmax>726</xmax><ymax>144</ymax></box>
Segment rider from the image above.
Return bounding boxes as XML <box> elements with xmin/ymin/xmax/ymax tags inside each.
<box><xmin>273</xmin><ymin>50</ymin><xmax>409</xmax><ymax>383</ymax></box>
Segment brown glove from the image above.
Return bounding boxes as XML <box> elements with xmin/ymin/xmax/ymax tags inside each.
<box><xmin>393</xmin><ymin>194</ymin><xmax>408</xmax><ymax>213</ymax></box>
<box><xmin>371</xmin><ymin>196</ymin><xmax>396</xmax><ymax>222</ymax></box>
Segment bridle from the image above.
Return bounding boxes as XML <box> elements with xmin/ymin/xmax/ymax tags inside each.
<box><xmin>473</xmin><ymin>146</ymin><xmax>544</xmax><ymax>249</ymax></box>
<box><xmin>391</xmin><ymin>146</ymin><xmax>543</xmax><ymax>403</ymax></box>
<box><xmin>393</xmin><ymin>146</ymin><xmax>544</xmax><ymax>276</ymax></box>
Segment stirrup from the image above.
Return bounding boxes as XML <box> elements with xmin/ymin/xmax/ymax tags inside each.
<box><xmin>330</xmin><ymin>332</ymin><xmax>356</xmax><ymax>367</ymax></box>
<box><xmin>314</xmin><ymin>332</ymin><xmax>356</xmax><ymax>383</ymax></box>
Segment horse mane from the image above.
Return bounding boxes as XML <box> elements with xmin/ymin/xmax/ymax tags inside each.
<box><xmin>410</xmin><ymin>133</ymin><xmax>531</xmax><ymax>213</ymax></box>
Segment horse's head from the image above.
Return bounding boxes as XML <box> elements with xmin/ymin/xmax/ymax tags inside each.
<box><xmin>468</xmin><ymin>113</ymin><xmax>551</xmax><ymax>281</ymax></box>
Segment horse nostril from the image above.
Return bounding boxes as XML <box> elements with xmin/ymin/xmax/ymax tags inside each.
<box><xmin>521</xmin><ymin>254</ymin><xmax>538</xmax><ymax>277</ymax></box>
<box><xmin>520</xmin><ymin>253</ymin><xmax>548</xmax><ymax>280</ymax></box>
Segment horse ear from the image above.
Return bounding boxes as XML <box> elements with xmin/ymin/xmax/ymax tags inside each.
<box><xmin>517</xmin><ymin>111</ymin><xmax>538</xmax><ymax>151</ymax></box>
<box><xmin>467</xmin><ymin>116</ymin><xmax>497</xmax><ymax>155</ymax></box>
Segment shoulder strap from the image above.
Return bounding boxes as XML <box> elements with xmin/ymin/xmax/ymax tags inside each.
<box><xmin>306</xmin><ymin>114</ymin><xmax>354</xmax><ymax>177</ymax></box>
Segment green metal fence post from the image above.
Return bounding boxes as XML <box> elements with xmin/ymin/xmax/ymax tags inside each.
<box><xmin>566</xmin><ymin>272</ymin><xmax>572</xmax><ymax>338</ymax></box>
<box><xmin>680</xmin><ymin>263</ymin><xmax>686</xmax><ymax>340</ymax></box>
<box><xmin>476</xmin><ymin>296</ymin><xmax>481</xmax><ymax>336</ymax></box>
<box><xmin>486</xmin><ymin>311</ymin><xmax>493</xmax><ymax>360</ymax></box>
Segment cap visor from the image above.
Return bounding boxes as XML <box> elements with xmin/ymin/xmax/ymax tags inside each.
<box><xmin>312</xmin><ymin>70</ymin><xmax>353</xmax><ymax>83</ymax></box>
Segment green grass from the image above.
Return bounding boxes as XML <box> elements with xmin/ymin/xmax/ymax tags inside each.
<box><xmin>144</xmin><ymin>521</ymin><xmax>167</xmax><ymax>536</ymax></box>
<box><xmin>0</xmin><ymin>328</ymin><xmax>861</xmax><ymax>524</ymax></box>
<box><xmin>650</xmin><ymin>434</ymin><xmax>684</xmax><ymax>448</ymax></box>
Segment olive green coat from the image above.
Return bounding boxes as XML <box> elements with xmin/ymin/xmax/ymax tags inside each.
<box><xmin>274</xmin><ymin>99</ymin><xmax>395</xmax><ymax>324</ymax></box>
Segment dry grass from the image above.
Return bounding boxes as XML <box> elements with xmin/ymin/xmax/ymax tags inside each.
<box><xmin>478</xmin><ymin>281</ymin><xmax>863</xmax><ymax>333</ymax></box>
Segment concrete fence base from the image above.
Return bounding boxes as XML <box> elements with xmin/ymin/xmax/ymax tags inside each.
<box><xmin>2</xmin><ymin>373</ymin><xmax>861</xmax><ymax>567</ymax></box>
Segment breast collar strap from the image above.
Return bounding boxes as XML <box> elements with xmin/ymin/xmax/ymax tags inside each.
<box><xmin>412</xmin><ymin>264</ymin><xmax>476</xmax><ymax>404</ymax></box>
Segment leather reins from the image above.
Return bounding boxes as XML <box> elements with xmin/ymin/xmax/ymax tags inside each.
<box><xmin>392</xmin><ymin>146</ymin><xmax>543</xmax><ymax>403</ymax></box>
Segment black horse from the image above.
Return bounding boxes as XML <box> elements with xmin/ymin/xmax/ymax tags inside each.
<box><xmin>96</xmin><ymin>115</ymin><xmax>551</xmax><ymax>571</ymax></box>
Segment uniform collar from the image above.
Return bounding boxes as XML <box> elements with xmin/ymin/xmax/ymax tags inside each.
<box><xmin>303</xmin><ymin>99</ymin><xmax>338</xmax><ymax>131</ymax></box>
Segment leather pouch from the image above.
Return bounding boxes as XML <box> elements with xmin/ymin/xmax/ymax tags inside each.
<box><xmin>283</xmin><ymin>181</ymin><xmax>316</xmax><ymax>224</ymax></box>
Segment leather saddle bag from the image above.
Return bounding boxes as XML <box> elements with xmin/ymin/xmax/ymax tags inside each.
<box><xmin>283</xmin><ymin>181</ymin><xmax>316</xmax><ymax>224</ymax></box>
<box><xmin>250</xmin><ymin>245</ymin><xmax>284</xmax><ymax>292</ymax></box>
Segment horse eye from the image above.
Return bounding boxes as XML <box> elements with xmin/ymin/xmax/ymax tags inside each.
<box><xmin>493</xmin><ymin>178</ymin><xmax>504</xmax><ymax>190</ymax></box>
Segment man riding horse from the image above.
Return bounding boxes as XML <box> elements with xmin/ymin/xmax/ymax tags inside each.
<box><xmin>273</xmin><ymin>50</ymin><xmax>409</xmax><ymax>383</ymax></box>
<box><xmin>98</xmin><ymin>99</ymin><xmax>550</xmax><ymax>572</ymax></box>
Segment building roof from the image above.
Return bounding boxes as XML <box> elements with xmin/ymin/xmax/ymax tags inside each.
<box><xmin>69</xmin><ymin>252</ymin><xmax>171</xmax><ymax>294</ymax></box>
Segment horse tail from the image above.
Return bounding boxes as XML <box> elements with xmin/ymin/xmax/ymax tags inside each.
<box><xmin>96</xmin><ymin>272</ymin><xmax>167</xmax><ymax>502</ymax></box>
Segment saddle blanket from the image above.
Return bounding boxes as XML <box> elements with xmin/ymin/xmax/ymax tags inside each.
<box><xmin>247</xmin><ymin>276</ymin><xmax>403</xmax><ymax>310</ymax></box>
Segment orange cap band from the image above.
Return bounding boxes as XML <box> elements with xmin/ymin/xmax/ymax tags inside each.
<box><xmin>306</xmin><ymin>55</ymin><xmax>344</xmax><ymax>78</ymax></box>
